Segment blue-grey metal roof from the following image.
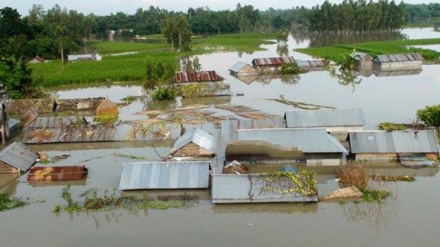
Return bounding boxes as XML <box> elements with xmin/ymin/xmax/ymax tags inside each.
<box><xmin>211</xmin><ymin>174</ymin><xmax>318</xmax><ymax>203</ymax></box>
<box><xmin>284</xmin><ymin>108</ymin><xmax>365</xmax><ymax>128</ymax></box>
<box><xmin>0</xmin><ymin>142</ymin><xmax>37</xmax><ymax>172</ymax></box>
<box><xmin>119</xmin><ymin>161</ymin><xmax>210</xmax><ymax>190</ymax></box>
<box><xmin>170</xmin><ymin>128</ymin><xmax>216</xmax><ymax>155</ymax></box>
<box><xmin>229</xmin><ymin>62</ymin><xmax>248</xmax><ymax>73</ymax></box>
<box><xmin>373</xmin><ymin>53</ymin><xmax>423</xmax><ymax>63</ymax></box>
<box><xmin>349</xmin><ymin>130</ymin><xmax>440</xmax><ymax>154</ymax></box>
<box><xmin>220</xmin><ymin>118</ymin><xmax>286</xmax><ymax>143</ymax></box>
<box><xmin>237</xmin><ymin>128</ymin><xmax>348</xmax><ymax>154</ymax></box>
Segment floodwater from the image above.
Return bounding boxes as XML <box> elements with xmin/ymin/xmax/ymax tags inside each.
<box><xmin>1</xmin><ymin>28</ymin><xmax>440</xmax><ymax>246</ymax></box>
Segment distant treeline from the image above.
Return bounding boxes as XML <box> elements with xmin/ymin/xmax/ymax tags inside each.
<box><xmin>1</xmin><ymin>2</ymin><xmax>440</xmax><ymax>61</ymax></box>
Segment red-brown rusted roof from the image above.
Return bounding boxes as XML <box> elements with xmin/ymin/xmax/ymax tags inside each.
<box><xmin>174</xmin><ymin>71</ymin><xmax>224</xmax><ymax>83</ymax></box>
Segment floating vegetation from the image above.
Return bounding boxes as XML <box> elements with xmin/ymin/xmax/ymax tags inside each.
<box><xmin>0</xmin><ymin>194</ymin><xmax>28</xmax><ymax>212</ymax></box>
<box><xmin>265</xmin><ymin>95</ymin><xmax>335</xmax><ymax>110</ymax></box>
<box><xmin>362</xmin><ymin>189</ymin><xmax>392</xmax><ymax>203</ymax></box>
<box><xmin>378</xmin><ymin>122</ymin><xmax>407</xmax><ymax>131</ymax></box>
<box><xmin>338</xmin><ymin>162</ymin><xmax>369</xmax><ymax>189</ymax></box>
<box><xmin>127</xmin><ymin>119</ymin><xmax>177</xmax><ymax>140</ymax></box>
<box><xmin>113</xmin><ymin>154</ymin><xmax>146</xmax><ymax>160</ymax></box>
<box><xmin>53</xmin><ymin>186</ymin><xmax>196</xmax><ymax>214</ymax></box>
<box><xmin>371</xmin><ymin>175</ymin><xmax>415</xmax><ymax>182</ymax></box>
<box><xmin>260</xmin><ymin>170</ymin><xmax>318</xmax><ymax>196</ymax></box>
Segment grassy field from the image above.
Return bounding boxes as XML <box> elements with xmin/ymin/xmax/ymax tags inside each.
<box><xmin>31</xmin><ymin>33</ymin><xmax>277</xmax><ymax>86</ymax></box>
<box><xmin>296</xmin><ymin>38</ymin><xmax>440</xmax><ymax>63</ymax></box>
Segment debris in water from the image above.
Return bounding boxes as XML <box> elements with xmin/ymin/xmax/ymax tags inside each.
<box><xmin>264</xmin><ymin>95</ymin><xmax>335</xmax><ymax>110</ymax></box>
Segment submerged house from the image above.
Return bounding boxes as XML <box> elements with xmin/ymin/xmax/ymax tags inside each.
<box><xmin>169</xmin><ymin>128</ymin><xmax>216</xmax><ymax>159</ymax></box>
<box><xmin>251</xmin><ymin>56</ymin><xmax>295</xmax><ymax>71</ymax></box>
<box><xmin>295</xmin><ymin>60</ymin><xmax>326</xmax><ymax>72</ymax></box>
<box><xmin>284</xmin><ymin>108</ymin><xmax>365</xmax><ymax>140</ymax></box>
<box><xmin>348</xmin><ymin>130</ymin><xmax>440</xmax><ymax>162</ymax></box>
<box><xmin>229</xmin><ymin>62</ymin><xmax>258</xmax><ymax>84</ymax></box>
<box><xmin>0</xmin><ymin>142</ymin><xmax>38</xmax><ymax>174</ymax></box>
<box><xmin>174</xmin><ymin>71</ymin><xmax>224</xmax><ymax>84</ymax></box>
<box><xmin>373</xmin><ymin>53</ymin><xmax>423</xmax><ymax>71</ymax></box>
<box><xmin>119</xmin><ymin>161</ymin><xmax>210</xmax><ymax>190</ymax></box>
<box><xmin>350</xmin><ymin>52</ymin><xmax>373</xmax><ymax>69</ymax></box>
<box><xmin>229</xmin><ymin>62</ymin><xmax>258</xmax><ymax>77</ymax></box>
<box><xmin>227</xmin><ymin>128</ymin><xmax>348</xmax><ymax>166</ymax></box>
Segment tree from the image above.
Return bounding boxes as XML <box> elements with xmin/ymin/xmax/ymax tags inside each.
<box><xmin>0</xmin><ymin>57</ymin><xmax>43</xmax><ymax>99</ymax></box>
<box><xmin>161</xmin><ymin>15</ymin><xmax>191</xmax><ymax>52</ymax></box>
<box><xmin>417</xmin><ymin>105</ymin><xmax>440</xmax><ymax>129</ymax></box>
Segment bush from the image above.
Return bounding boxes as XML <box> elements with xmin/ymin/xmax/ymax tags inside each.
<box><xmin>281</xmin><ymin>62</ymin><xmax>301</xmax><ymax>74</ymax></box>
<box><xmin>152</xmin><ymin>86</ymin><xmax>176</xmax><ymax>101</ymax></box>
<box><xmin>417</xmin><ymin>104</ymin><xmax>440</xmax><ymax>128</ymax></box>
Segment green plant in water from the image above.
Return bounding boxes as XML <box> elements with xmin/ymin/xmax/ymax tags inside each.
<box><xmin>260</xmin><ymin>170</ymin><xmax>318</xmax><ymax>196</ymax></box>
<box><xmin>362</xmin><ymin>189</ymin><xmax>391</xmax><ymax>203</ymax></box>
<box><xmin>0</xmin><ymin>194</ymin><xmax>28</xmax><ymax>212</ymax></box>
<box><xmin>378</xmin><ymin>122</ymin><xmax>407</xmax><ymax>131</ymax></box>
<box><xmin>114</xmin><ymin>153</ymin><xmax>146</xmax><ymax>160</ymax></box>
<box><xmin>281</xmin><ymin>62</ymin><xmax>301</xmax><ymax>74</ymax></box>
<box><xmin>152</xmin><ymin>86</ymin><xmax>176</xmax><ymax>101</ymax></box>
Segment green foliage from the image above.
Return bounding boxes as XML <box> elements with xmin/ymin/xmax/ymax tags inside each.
<box><xmin>417</xmin><ymin>104</ymin><xmax>440</xmax><ymax>127</ymax></box>
<box><xmin>281</xmin><ymin>62</ymin><xmax>301</xmax><ymax>74</ymax></box>
<box><xmin>152</xmin><ymin>86</ymin><xmax>176</xmax><ymax>101</ymax></box>
<box><xmin>297</xmin><ymin>38</ymin><xmax>440</xmax><ymax>62</ymax></box>
<box><xmin>378</xmin><ymin>122</ymin><xmax>407</xmax><ymax>131</ymax></box>
<box><xmin>0</xmin><ymin>193</ymin><xmax>27</xmax><ymax>212</ymax></box>
<box><xmin>362</xmin><ymin>189</ymin><xmax>392</xmax><ymax>203</ymax></box>
<box><xmin>0</xmin><ymin>57</ymin><xmax>45</xmax><ymax>99</ymax></box>
<box><xmin>276</xmin><ymin>31</ymin><xmax>288</xmax><ymax>43</ymax></box>
<box><xmin>93</xmin><ymin>114</ymin><xmax>118</xmax><ymax>125</ymax></box>
<box><xmin>54</xmin><ymin>186</ymin><xmax>194</xmax><ymax>214</ymax></box>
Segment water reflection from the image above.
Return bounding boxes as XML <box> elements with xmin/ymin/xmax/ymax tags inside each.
<box><xmin>213</xmin><ymin>202</ymin><xmax>318</xmax><ymax>214</ymax></box>
<box><xmin>276</xmin><ymin>44</ymin><xmax>289</xmax><ymax>57</ymax></box>
<box><xmin>339</xmin><ymin>182</ymin><xmax>400</xmax><ymax>233</ymax></box>
<box><xmin>308</xmin><ymin>31</ymin><xmax>406</xmax><ymax>47</ymax></box>
<box><xmin>328</xmin><ymin>66</ymin><xmax>362</xmax><ymax>92</ymax></box>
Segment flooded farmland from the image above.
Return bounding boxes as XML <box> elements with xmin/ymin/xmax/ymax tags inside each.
<box><xmin>1</xmin><ymin>28</ymin><xmax>440</xmax><ymax>246</ymax></box>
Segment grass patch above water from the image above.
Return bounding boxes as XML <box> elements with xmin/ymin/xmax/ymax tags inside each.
<box><xmin>362</xmin><ymin>189</ymin><xmax>392</xmax><ymax>203</ymax></box>
<box><xmin>296</xmin><ymin>38</ymin><xmax>440</xmax><ymax>62</ymax></box>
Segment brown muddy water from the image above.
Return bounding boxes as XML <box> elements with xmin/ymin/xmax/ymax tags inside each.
<box><xmin>1</xmin><ymin>28</ymin><xmax>440</xmax><ymax>246</ymax></box>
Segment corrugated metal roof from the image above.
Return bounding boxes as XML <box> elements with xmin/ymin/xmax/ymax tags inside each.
<box><xmin>211</xmin><ymin>174</ymin><xmax>318</xmax><ymax>203</ymax></box>
<box><xmin>220</xmin><ymin>118</ymin><xmax>286</xmax><ymax>143</ymax></box>
<box><xmin>169</xmin><ymin>128</ymin><xmax>216</xmax><ymax>155</ymax></box>
<box><xmin>237</xmin><ymin>128</ymin><xmax>348</xmax><ymax>154</ymax></box>
<box><xmin>252</xmin><ymin>56</ymin><xmax>295</xmax><ymax>66</ymax></box>
<box><xmin>174</xmin><ymin>71</ymin><xmax>224</xmax><ymax>83</ymax></box>
<box><xmin>23</xmin><ymin>122</ymin><xmax>182</xmax><ymax>143</ymax></box>
<box><xmin>374</xmin><ymin>53</ymin><xmax>423</xmax><ymax>63</ymax></box>
<box><xmin>25</xmin><ymin>117</ymin><xmax>88</xmax><ymax>129</ymax></box>
<box><xmin>0</xmin><ymin>142</ymin><xmax>37</xmax><ymax>172</ymax></box>
<box><xmin>119</xmin><ymin>161</ymin><xmax>210</xmax><ymax>190</ymax></box>
<box><xmin>284</xmin><ymin>108</ymin><xmax>365</xmax><ymax>128</ymax></box>
<box><xmin>229</xmin><ymin>62</ymin><xmax>248</xmax><ymax>73</ymax></box>
<box><xmin>349</xmin><ymin>130</ymin><xmax>440</xmax><ymax>154</ymax></box>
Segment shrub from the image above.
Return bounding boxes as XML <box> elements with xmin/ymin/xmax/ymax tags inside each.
<box><xmin>281</xmin><ymin>62</ymin><xmax>301</xmax><ymax>74</ymax></box>
<box><xmin>417</xmin><ymin>104</ymin><xmax>440</xmax><ymax>128</ymax></box>
<box><xmin>152</xmin><ymin>86</ymin><xmax>176</xmax><ymax>101</ymax></box>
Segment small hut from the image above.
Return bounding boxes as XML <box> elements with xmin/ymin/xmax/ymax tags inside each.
<box><xmin>350</xmin><ymin>52</ymin><xmax>373</xmax><ymax>70</ymax></box>
<box><xmin>0</xmin><ymin>142</ymin><xmax>38</xmax><ymax>174</ymax></box>
<box><xmin>169</xmin><ymin>128</ymin><xmax>216</xmax><ymax>158</ymax></box>
<box><xmin>29</xmin><ymin>56</ymin><xmax>46</xmax><ymax>64</ymax></box>
<box><xmin>229</xmin><ymin>62</ymin><xmax>258</xmax><ymax>77</ymax></box>
<box><xmin>348</xmin><ymin>130</ymin><xmax>440</xmax><ymax>162</ymax></box>
<box><xmin>373</xmin><ymin>53</ymin><xmax>423</xmax><ymax>71</ymax></box>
